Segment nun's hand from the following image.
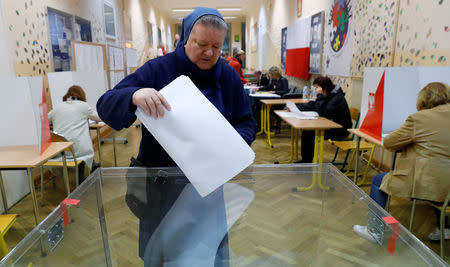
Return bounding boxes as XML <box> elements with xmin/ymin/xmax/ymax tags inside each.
<box><xmin>132</xmin><ymin>88</ymin><xmax>171</xmax><ymax>119</ymax></box>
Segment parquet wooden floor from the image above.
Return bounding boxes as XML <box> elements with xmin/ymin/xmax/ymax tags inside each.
<box><xmin>2</xmin><ymin>122</ymin><xmax>447</xmax><ymax>266</ymax></box>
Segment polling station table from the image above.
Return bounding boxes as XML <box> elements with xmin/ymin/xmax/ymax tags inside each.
<box><xmin>0</xmin><ymin>165</ymin><xmax>447</xmax><ymax>267</ymax></box>
<box><xmin>257</xmin><ymin>99</ymin><xmax>309</xmax><ymax>147</ymax></box>
<box><xmin>0</xmin><ymin>142</ymin><xmax>73</xmax><ymax>225</ymax></box>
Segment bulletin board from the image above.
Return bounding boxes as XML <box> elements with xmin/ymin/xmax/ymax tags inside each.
<box><xmin>72</xmin><ymin>40</ymin><xmax>107</xmax><ymax>71</ymax></box>
<box><xmin>107</xmin><ymin>44</ymin><xmax>125</xmax><ymax>89</ymax></box>
<box><xmin>125</xmin><ymin>47</ymin><xmax>138</xmax><ymax>75</ymax></box>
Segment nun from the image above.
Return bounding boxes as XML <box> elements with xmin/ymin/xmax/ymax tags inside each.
<box><xmin>96</xmin><ymin>7</ymin><xmax>257</xmax><ymax>266</ymax></box>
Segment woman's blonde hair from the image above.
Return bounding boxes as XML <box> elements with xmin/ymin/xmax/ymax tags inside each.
<box><xmin>268</xmin><ymin>66</ymin><xmax>282</xmax><ymax>78</ymax></box>
<box><xmin>63</xmin><ymin>85</ymin><xmax>87</xmax><ymax>102</ymax></box>
<box><xmin>416</xmin><ymin>82</ymin><xmax>449</xmax><ymax>111</ymax></box>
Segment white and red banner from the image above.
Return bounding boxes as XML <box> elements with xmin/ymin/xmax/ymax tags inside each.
<box><xmin>360</xmin><ymin>67</ymin><xmax>450</xmax><ymax>141</ymax></box>
<box><xmin>286</xmin><ymin>16</ymin><xmax>311</xmax><ymax>80</ymax></box>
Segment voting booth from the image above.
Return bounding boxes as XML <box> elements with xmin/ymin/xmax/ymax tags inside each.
<box><xmin>0</xmin><ymin>76</ymin><xmax>50</xmax><ymax>211</ymax></box>
<box><xmin>47</xmin><ymin>70</ymin><xmax>108</xmax><ymax>112</ymax></box>
<box><xmin>359</xmin><ymin>67</ymin><xmax>450</xmax><ymax>141</ymax></box>
<box><xmin>1</xmin><ymin>165</ymin><xmax>446</xmax><ymax>266</ymax></box>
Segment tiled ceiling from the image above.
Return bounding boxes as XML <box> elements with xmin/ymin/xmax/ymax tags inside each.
<box><xmin>151</xmin><ymin>0</ymin><xmax>250</xmax><ymax>23</ymax></box>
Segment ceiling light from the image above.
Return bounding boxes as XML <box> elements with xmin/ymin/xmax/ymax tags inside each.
<box><xmin>223</xmin><ymin>17</ymin><xmax>237</xmax><ymax>20</ymax></box>
<box><xmin>172</xmin><ymin>8</ymin><xmax>194</xmax><ymax>12</ymax></box>
<box><xmin>218</xmin><ymin>8</ymin><xmax>241</xmax><ymax>12</ymax></box>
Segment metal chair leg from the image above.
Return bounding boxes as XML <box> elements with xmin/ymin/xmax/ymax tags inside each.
<box><xmin>385</xmin><ymin>195</ymin><xmax>391</xmax><ymax>212</ymax></box>
<box><xmin>358</xmin><ymin>144</ymin><xmax>376</xmax><ymax>186</ymax></box>
<box><xmin>345</xmin><ymin>149</ymin><xmax>357</xmax><ymax>177</ymax></box>
<box><xmin>409</xmin><ymin>199</ymin><xmax>417</xmax><ymax>232</ymax></box>
<box><xmin>330</xmin><ymin>147</ymin><xmax>340</xmax><ymax>163</ymax></box>
<box><xmin>40</xmin><ymin>166</ymin><xmax>44</xmax><ymax>206</ymax></box>
<box><xmin>440</xmin><ymin>192</ymin><xmax>450</xmax><ymax>259</ymax></box>
<box><xmin>340</xmin><ymin>149</ymin><xmax>351</xmax><ymax>171</ymax></box>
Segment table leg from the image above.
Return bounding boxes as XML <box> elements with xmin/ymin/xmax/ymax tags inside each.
<box><xmin>61</xmin><ymin>152</ymin><xmax>70</xmax><ymax>196</ymax></box>
<box><xmin>27</xmin><ymin>168</ymin><xmax>40</xmax><ymax>225</ymax></box>
<box><xmin>257</xmin><ymin>104</ymin><xmax>264</xmax><ymax>135</ymax></box>
<box><xmin>276</xmin><ymin>127</ymin><xmax>295</xmax><ymax>164</ymax></box>
<box><xmin>295</xmin><ymin>130</ymin><xmax>320</xmax><ymax>192</ymax></box>
<box><xmin>265</xmin><ymin>104</ymin><xmax>274</xmax><ymax>147</ymax></box>
<box><xmin>0</xmin><ymin>171</ymin><xmax>8</xmax><ymax>213</ymax></box>
<box><xmin>317</xmin><ymin>130</ymin><xmax>330</xmax><ymax>190</ymax></box>
<box><xmin>112</xmin><ymin>130</ymin><xmax>117</xmax><ymax>167</ymax></box>
<box><xmin>353</xmin><ymin>136</ymin><xmax>361</xmax><ymax>184</ymax></box>
<box><xmin>294</xmin><ymin>129</ymin><xmax>299</xmax><ymax>162</ymax></box>
<box><xmin>96</xmin><ymin>128</ymin><xmax>102</xmax><ymax>166</ymax></box>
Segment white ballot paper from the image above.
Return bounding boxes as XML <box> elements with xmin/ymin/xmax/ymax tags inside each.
<box><xmin>136</xmin><ymin>75</ymin><xmax>255</xmax><ymax>197</ymax></box>
<box><xmin>284</xmin><ymin>101</ymin><xmax>319</xmax><ymax>119</ymax></box>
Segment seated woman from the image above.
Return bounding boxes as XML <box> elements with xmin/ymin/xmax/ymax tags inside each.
<box><xmin>354</xmin><ymin>82</ymin><xmax>450</xmax><ymax>242</ymax></box>
<box><xmin>290</xmin><ymin>76</ymin><xmax>352</xmax><ymax>162</ymax></box>
<box><xmin>257</xmin><ymin>66</ymin><xmax>289</xmax><ymax>96</ymax></box>
<box><xmin>48</xmin><ymin>85</ymin><xmax>101</xmax><ymax>183</ymax></box>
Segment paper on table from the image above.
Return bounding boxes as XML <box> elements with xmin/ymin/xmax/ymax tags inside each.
<box><xmin>249</xmin><ymin>92</ymin><xmax>281</xmax><ymax>98</ymax></box>
<box><xmin>285</xmin><ymin>101</ymin><xmax>319</xmax><ymax>117</ymax></box>
<box><xmin>136</xmin><ymin>75</ymin><xmax>255</xmax><ymax>197</ymax></box>
<box><xmin>277</xmin><ymin>111</ymin><xmax>318</xmax><ymax>120</ymax></box>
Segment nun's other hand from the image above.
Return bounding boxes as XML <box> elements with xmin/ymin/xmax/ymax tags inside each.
<box><xmin>132</xmin><ymin>88</ymin><xmax>171</xmax><ymax>119</ymax></box>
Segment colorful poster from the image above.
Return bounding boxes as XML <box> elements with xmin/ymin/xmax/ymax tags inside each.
<box><xmin>281</xmin><ymin>27</ymin><xmax>287</xmax><ymax>70</ymax></box>
<box><xmin>325</xmin><ymin>0</ymin><xmax>354</xmax><ymax>77</ymax></box>
<box><xmin>309</xmin><ymin>12</ymin><xmax>323</xmax><ymax>74</ymax></box>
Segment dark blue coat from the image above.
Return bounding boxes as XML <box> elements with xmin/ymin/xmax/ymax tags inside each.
<box><xmin>97</xmin><ymin>43</ymin><xmax>257</xmax><ymax>167</ymax></box>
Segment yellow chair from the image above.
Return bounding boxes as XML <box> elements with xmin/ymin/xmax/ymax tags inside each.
<box><xmin>328</xmin><ymin>108</ymin><xmax>376</xmax><ymax>186</ymax></box>
<box><xmin>0</xmin><ymin>214</ymin><xmax>18</xmax><ymax>257</ymax></box>
<box><xmin>41</xmin><ymin>132</ymin><xmax>82</xmax><ymax>206</ymax></box>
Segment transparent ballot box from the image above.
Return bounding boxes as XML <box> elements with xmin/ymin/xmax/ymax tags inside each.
<box><xmin>1</xmin><ymin>164</ymin><xmax>447</xmax><ymax>266</ymax></box>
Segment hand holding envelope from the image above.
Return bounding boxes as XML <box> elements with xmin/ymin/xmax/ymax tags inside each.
<box><xmin>132</xmin><ymin>88</ymin><xmax>171</xmax><ymax>118</ymax></box>
<box><xmin>135</xmin><ymin>76</ymin><xmax>255</xmax><ymax>197</ymax></box>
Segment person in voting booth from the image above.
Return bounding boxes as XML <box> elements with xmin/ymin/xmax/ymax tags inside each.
<box><xmin>293</xmin><ymin>76</ymin><xmax>352</xmax><ymax>163</ymax></box>
<box><xmin>354</xmin><ymin>82</ymin><xmax>450</xmax><ymax>243</ymax></box>
<box><xmin>227</xmin><ymin>49</ymin><xmax>248</xmax><ymax>84</ymax></box>
<box><xmin>96</xmin><ymin>7</ymin><xmax>256</xmax><ymax>265</ymax></box>
<box><xmin>256</xmin><ymin>66</ymin><xmax>289</xmax><ymax>96</ymax></box>
<box><xmin>48</xmin><ymin>85</ymin><xmax>101</xmax><ymax>182</ymax></box>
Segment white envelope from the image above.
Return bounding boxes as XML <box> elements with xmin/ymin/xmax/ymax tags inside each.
<box><xmin>136</xmin><ymin>75</ymin><xmax>255</xmax><ymax>197</ymax></box>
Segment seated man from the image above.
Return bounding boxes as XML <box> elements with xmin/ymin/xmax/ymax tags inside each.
<box><xmin>354</xmin><ymin>82</ymin><xmax>450</xmax><ymax>242</ymax></box>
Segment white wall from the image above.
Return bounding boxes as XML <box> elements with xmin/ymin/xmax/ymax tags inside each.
<box><xmin>0</xmin><ymin>1</ymin><xmax>14</xmax><ymax>76</ymax></box>
<box><xmin>124</xmin><ymin>0</ymin><xmax>170</xmax><ymax>65</ymax></box>
<box><xmin>245</xmin><ymin>0</ymin><xmax>327</xmax><ymax>88</ymax></box>
<box><xmin>0</xmin><ymin>2</ymin><xmax>30</xmax><ymax>213</ymax></box>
